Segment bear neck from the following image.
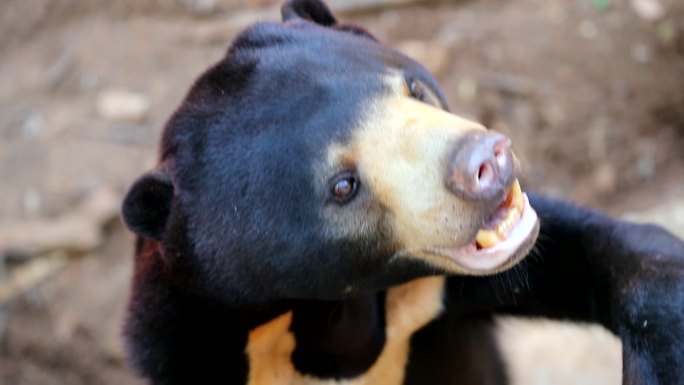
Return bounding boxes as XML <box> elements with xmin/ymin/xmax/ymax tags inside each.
<box><xmin>127</xmin><ymin>238</ymin><xmax>387</xmax><ymax>381</ymax></box>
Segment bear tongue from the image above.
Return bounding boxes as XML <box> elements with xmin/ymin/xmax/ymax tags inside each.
<box><xmin>475</xmin><ymin>180</ymin><xmax>524</xmax><ymax>249</ymax></box>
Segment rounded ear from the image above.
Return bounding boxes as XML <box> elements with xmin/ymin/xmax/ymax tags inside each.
<box><xmin>281</xmin><ymin>0</ymin><xmax>337</xmax><ymax>26</ymax></box>
<box><xmin>121</xmin><ymin>171</ymin><xmax>174</xmax><ymax>241</ymax></box>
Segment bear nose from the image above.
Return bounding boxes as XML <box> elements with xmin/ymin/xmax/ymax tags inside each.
<box><xmin>446</xmin><ymin>131</ymin><xmax>514</xmax><ymax>201</ymax></box>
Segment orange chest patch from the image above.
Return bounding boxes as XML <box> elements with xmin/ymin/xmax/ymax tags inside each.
<box><xmin>245</xmin><ymin>277</ymin><xmax>445</xmax><ymax>385</ymax></box>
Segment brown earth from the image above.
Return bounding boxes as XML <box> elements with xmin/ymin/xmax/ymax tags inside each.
<box><xmin>1</xmin><ymin>0</ymin><xmax>683</xmax><ymax>384</ymax></box>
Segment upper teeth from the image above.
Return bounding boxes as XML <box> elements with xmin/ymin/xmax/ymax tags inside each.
<box><xmin>475</xmin><ymin>180</ymin><xmax>523</xmax><ymax>249</ymax></box>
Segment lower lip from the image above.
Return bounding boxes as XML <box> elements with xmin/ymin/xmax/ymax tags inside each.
<box><xmin>439</xmin><ymin>194</ymin><xmax>539</xmax><ymax>273</ymax></box>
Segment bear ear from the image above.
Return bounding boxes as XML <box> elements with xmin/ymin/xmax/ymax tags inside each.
<box><xmin>122</xmin><ymin>171</ymin><xmax>174</xmax><ymax>241</ymax></box>
<box><xmin>281</xmin><ymin>0</ymin><xmax>337</xmax><ymax>26</ymax></box>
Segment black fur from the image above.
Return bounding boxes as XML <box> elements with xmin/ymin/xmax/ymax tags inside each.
<box><xmin>289</xmin><ymin>294</ymin><xmax>387</xmax><ymax>378</ymax></box>
<box><xmin>121</xmin><ymin>171</ymin><xmax>174</xmax><ymax>240</ymax></box>
<box><xmin>281</xmin><ymin>0</ymin><xmax>337</xmax><ymax>26</ymax></box>
<box><xmin>404</xmin><ymin>314</ymin><xmax>508</xmax><ymax>385</ymax></box>
<box><xmin>122</xmin><ymin>1</ymin><xmax>684</xmax><ymax>384</ymax></box>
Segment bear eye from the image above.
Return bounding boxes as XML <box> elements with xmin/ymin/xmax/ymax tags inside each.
<box><xmin>408</xmin><ymin>79</ymin><xmax>441</xmax><ymax>107</ymax></box>
<box><xmin>409</xmin><ymin>80</ymin><xmax>424</xmax><ymax>100</ymax></box>
<box><xmin>331</xmin><ymin>173</ymin><xmax>359</xmax><ymax>203</ymax></box>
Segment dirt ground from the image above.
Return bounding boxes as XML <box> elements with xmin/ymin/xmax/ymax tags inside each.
<box><xmin>1</xmin><ymin>0</ymin><xmax>683</xmax><ymax>384</ymax></box>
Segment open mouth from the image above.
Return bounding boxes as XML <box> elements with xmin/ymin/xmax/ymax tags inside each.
<box><xmin>429</xmin><ymin>180</ymin><xmax>539</xmax><ymax>274</ymax></box>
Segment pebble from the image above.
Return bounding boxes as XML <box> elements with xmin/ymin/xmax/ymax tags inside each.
<box><xmin>636</xmin><ymin>155</ymin><xmax>655</xmax><ymax>179</ymax></box>
<box><xmin>110</xmin><ymin>124</ymin><xmax>156</xmax><ymax>144</ymax></box>
<box><xmin>578</xmin><ymin>20</ymin><xmax>599</xmax><ymax>40</ymax></box>
<box><xmin>22</xmin><ymin>112</ymin><xmax>44</xmax><ymax>140</ymax></box>
<box><xmin>96</xmin><ymin>89</ymin><xmax>150</xmax><ymax>123</ymax></box>
<box><xmin>182</xmin><ymin>0</ymin><xmax>218</xmax><ymax>16</ymax></box>
<box><xmin>630</xmin><ymin>0</ymin><xmax>665</xmax><ymax>22</ymax></box>
<box><xmin>23</xmin><ymin>189</ymin><xmax>42</xmax><ymax>216</ymax></box>
<box><xmin>593</xmin><ymin>163</ymin><xmax>617</xmax><ymax>194</ymax></box>
<box><xmin>44</xmin><ymin>51</ymin><xmax>76</xmax><ymax>90</ymax></box>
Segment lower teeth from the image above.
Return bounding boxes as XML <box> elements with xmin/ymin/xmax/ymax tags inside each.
<box><xmin>475</xmin><ymin>207</ymin><xmax>521</xmax><ymax>249</ymax></box>
<box><xmin>475</xmin><ymin>228</ymin><xmax>501</xmax><ymax>249</ymax></box>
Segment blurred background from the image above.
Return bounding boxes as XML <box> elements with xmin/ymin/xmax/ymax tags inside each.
<box><xmin>0</xmin><ymin>0</ymin><xmax>683</xmax><ymax>384</ymax></box>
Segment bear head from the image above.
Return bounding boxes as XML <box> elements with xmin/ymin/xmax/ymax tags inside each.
<box><xmin>122</xmin><ymin>0</ymin><xmax>540</xmax><ymax>305</ymax></box>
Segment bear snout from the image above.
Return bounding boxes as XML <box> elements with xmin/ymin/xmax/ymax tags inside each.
<box><xmin>446</xmin><ymin>130</ymin><xmax>515</xmax><ymax>203</ymax></box>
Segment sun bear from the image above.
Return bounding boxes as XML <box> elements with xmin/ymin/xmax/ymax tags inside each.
<box><xmin>121</xmin><ymin>1</ymin><xmax>684</xmax><ymax>384</ymax></box>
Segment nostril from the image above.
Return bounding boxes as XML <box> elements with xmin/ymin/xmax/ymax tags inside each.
<box><xmin>493</xmin><ymin>138</ymin><xmax>511</xmax><ymax>170</ymax></box>
<box><xmin>477</xmin><ymin>162</ymin><xmax>494</xmax><ymax>190</ymax></box>
<box><xmin>494</xmin><ymin>148</ymin><xmax>507</xmax><ymax>169</ymax></box>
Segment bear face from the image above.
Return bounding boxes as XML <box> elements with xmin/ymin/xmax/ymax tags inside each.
<box><xmin>122</xmin><ymin>0</ymin><xmax>539</xmax><ymax>305</ymax></box>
